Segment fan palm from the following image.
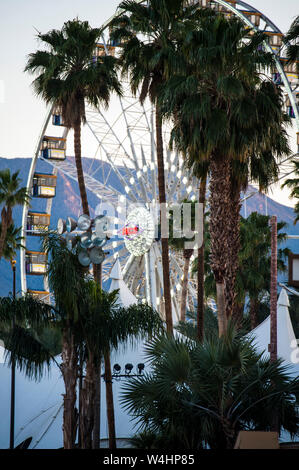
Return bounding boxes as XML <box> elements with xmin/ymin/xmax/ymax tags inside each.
<box><xmin>0</xmin><ymin>169</ymin><xmax>29</xmax><ymax>260</ymax></box>
<box><xmin>121</xmin><ymin>326</ymin><xmax>299</xmax><ymax>449</ymax></box>
<box><xmin>0</xmin><ymin>294</ymin><xmax>57</xmax><ymax>381</ymax></box>
<box><xmin>42</xmin><ymin>231</ymin><xmax>87</xmax><ymax>449</ymax></box>
<box><xmin>78</xmin><ymin>282</ymin><xmax>163</xmax><ymax>449</ymax></box>
<box><xmin>25</xmin><ymin>19</ymin><xmax>122</xmax><ymax>216</ymax></box>
<box><xmin>225</xmin><ymin>82</ymin><xmax>290</xmax><ymax>324</ymax></box>
<box><xmin>159</xmin><ymin>11</ymin><xmax>284</xmax><ymax>334</ymax></box>
<box><xmin>0</xmin><ymin>223</ymin><xmax>24</xmax><ymax>264</ymax></box>
<box><xmin>109</xmin><ymin>0</ymin><xmax>200</xmax><ymax>334</ymax></box>
<box><xmin>284</xmin><ymin>15</ymin><xmax>299</xmax><ymax>73</ymax></box>
<box><xmin>239</xmin><ymin>212</ymin><xmax>289</xmax><ymax>329</ymax></box>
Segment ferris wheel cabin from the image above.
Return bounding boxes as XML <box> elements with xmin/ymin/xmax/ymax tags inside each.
<box><xmin>25</xmin><ymin>251</ymin><xmax>47</xmax><ymax>275</ymax></box>
<box><xmin>210</xmin><ymin>0</ymin><xmax>236</xmax><ymax>16</ymax></box>
<box><xmin>264</xmin><ymin>31</ymin><xmax>284</xmax><ymax>53</ymax></box>
<box><xmin>27</xmin><ymin>212</ymin><xmax>51</xmax><ymax>235</ymax></box>
<box><xmin>52</xmin><ymin>106</ymin><xmax>65</xmax><ymax>127</ymax></box>
<box><xmin>93</xmin><ymin>43</ymin><xmax>116</xmax><ymax>60</ymax></box>
<box><xmin>41</xmin><ymin>136</ymin><xmax>66</xmax><ymax>160</ymax></box>
<box><xmin>32</xmin><ymin>173</ymin><xmax>57</xmax><ymax>198</ymax></box>
<box><xmin>27</xmin><ymin>290</ymin><xmax>50</xmax><ymax>303</ymax></box>
<box><xmin>284</xmin><ymin>92</ymin><xmax>299</xmax><ymax>118</ymax></box>
<box><xmin>240</xmin><ymin>10</ymin><xmax>261</xmax><ymax>27</ymax></box>
<box><xmin>279</xmin><ymin>58</ymin><xmax>299</xmax><ymax>85</ymax></box>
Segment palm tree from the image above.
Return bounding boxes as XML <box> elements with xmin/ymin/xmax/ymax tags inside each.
<box><xmin>0</xmin><ymin>294</ymin><xmax>57</xmax><ymax>380</ymax></box>
<box><xmin>25</xmin><ymin>19</ymin><xmax>121</xmax><ymax>216</ymax></box>
<box><xmin>109</xmin><ymin>0</ymin><xmax>200</xmax><ymax>334</ymax></box>
<box><xmin>43</xmin><ymin>231</ymin><xmax>87</xmax><ymax>448</ymax></box>
<box><xmin>121</xmin><ymin>326</ymin><xmax>299</xmax><ymax>449</ymax></box>
<box><xmin>159</xmin><ymin>11</ymin><xmax>280</xmax><ymax>335</ymax></box>
<box><xmin>238</xmin><ymin>212</ymin><xmax>289</xmax><ymax>329</ymax></box>
<box><xmin>78</xmin><ymin>282</ymin><xmax>163</xmax><ymax>449</ymax></box>
<box><xmin>0</xmin><ymin>223</ymin><xmax>24</xmax><ymax>264</ymax></box>
<box><xmin>225</xmin><ymin>82</ymin><xmax>290</xmax><ymax>324</ymax></box>
<box><xmin>284</xmin><ymin>15</ymin><xmax>299</xmax><ymax>72</ymax></box>
<box><xmin>0</xmin><ymin>170</ymin><xmax>29</xmax><ymax>260</ymax></box>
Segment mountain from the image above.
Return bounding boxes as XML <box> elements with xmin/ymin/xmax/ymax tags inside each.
<box><xmin>0</xmin><ymin>156</ymin><xmax>299</xmax><ymax>296</ymax></box>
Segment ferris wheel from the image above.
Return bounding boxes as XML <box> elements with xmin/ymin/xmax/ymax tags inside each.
<box><xmin>20</xmin><ymin>0</ymin><xmax>299</xmax><ymax>323</ymax></box>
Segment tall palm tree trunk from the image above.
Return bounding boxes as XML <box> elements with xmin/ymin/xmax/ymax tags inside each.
<box><xmin>92</xmin><ymin>263</ymin><xmax>102</xmax><ymax>449</ymax></box>
<box><xmin>155</xmin><ymin>104</ymin><xmax>173</xmax><ymax>334</ymax></box>
<box><xmin>270</xmin><ymin>215</ymin><xmax>278</xmax><ymax>362</ymax></box>
<box><xmin>0</xmin><ymin>221</ymin><xmax>8</xmax><ymax>261</ymax></box>
<box><xmin>74</xmin><ymin>120</ymin><xmax>90</xmax><ymax>216</ymax></box>
<box><xmin>249</xmin><ymin>296</ymin><xmax>259</xmax><ymax>330</ymax></box>
<box><xmin>92</xmin><ymin>366</ymin><xmax>101</xmax><ymax>449</ymax></box>
<box><xmin>61</xmin><ymin>328</ymin><xmax>78</xmax><ymax>449</ymax></box>
<box><xmin>209</xmin><ymin>156</ymin><xmax>230</xmax><ymax>336</ymax></box>
<box><xmin>79</xmin><ymin>355</ymin><xmax>96</xmax><ymax>449</ymax></box>
<box><xmin>180</xmin><ymin>249</ymin><xmax>193</xmax><ymax>322</ymax></box>
<box><xmin>225</xmin><ymin>177</ymin><xmax>242</xmax><ymax>326</ymax></box>
<box><xmin>197</xmin><ymin>177</ymin><xmax>206</xmax><ymax>341</ymax></box>
<box><xmin>104</xmin><ymin>351</ymin><xmax>116</xmax><ymax>449</ymax></box>
<box><xmin>0</xmin><ymin>207</ymin><xmax>12</xmax><ymax>260</ymax></box>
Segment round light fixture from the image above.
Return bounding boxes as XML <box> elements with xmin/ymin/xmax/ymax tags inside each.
<box><xmin>94</xmin><ymin>215</ymin><xmax>110</xmax><ymax>238</ymax></box>
<box><xmin>65</xmin><ymin>233</ymin><xmax>77</xmax><ymax>250</ymax></box>
<box><xmin>89</xmin><ymin>246</ymin><xmax>105</xmax><ymax>265</ymax></box>
<box><xmin>80</xmin><ymin>232</ymin><xmax>94</xmax><ymax>249</ymax></box>
<box><xmin>57</xmin><ymin>218</ymin><xmax>66</xmax><ymax>235</ymax></box>
<box><xmin>77</xmin><ymin>214</ymin><xmax>91</xmax><ymax>231</ymax></box>
<box><xmin>66</xmin><ymin>217</ymin><xmax>77</xmax><ymax>233</ymax></box>
<box><xmin>91</xmin><ymin>232</ymin><xmax>106</xmax><ymax>247</ymax></box>
<box><xmin>78</xmin><ymin>248</ymin><xmax>90</xmax><ymax>267</ymax></box>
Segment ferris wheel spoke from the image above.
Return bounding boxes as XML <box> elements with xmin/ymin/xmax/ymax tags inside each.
<box><xmin>122</xmin><ymin>160</ymin><xmax>149</xmax><ymax>204</ymax></box>
<box><xmin>122</xmin><ymin>253</ymin><xmax>137</xmax><ymax>279</ymax></box>
<box><xmin>129</xmin><ymin>258</ymin><xmax>144</xmax><ymax>294</ymax></box>
<box><xmin>40</xmin><ymin>157</ymin><xmax>121</xmax><ymax>207</ymax></box>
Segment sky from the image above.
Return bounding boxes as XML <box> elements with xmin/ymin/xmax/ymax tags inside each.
<box><xmin>0</xmin><ymin>0</ymin><xmax>298</xmax><ymax>206</ymax></box>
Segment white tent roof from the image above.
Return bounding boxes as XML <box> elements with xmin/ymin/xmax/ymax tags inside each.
<box><xmin>0</xmin><ymin>348</ymin><xmax>64</xmax><ymax>449</ymax></box>
<box><xmin>109</xmin><ymin>258</ymin><xmax>138</xmax><ymax>308</ymax></box>
<box><xmin>247</xmin><ymin>288</ymin><xmax>299</xmax><ymax>377</ymax></box>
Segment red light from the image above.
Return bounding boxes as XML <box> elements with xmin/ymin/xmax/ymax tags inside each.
<box><xmin>122</xmin><ymin>226</ymin><xmax>139</xmax><ymax>236</ymax></box>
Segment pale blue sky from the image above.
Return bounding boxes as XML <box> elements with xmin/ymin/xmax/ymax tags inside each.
<box><xmin>0</xmin><ymin>0</ymin><xmax>298</xmax><ymax>205</ymax></box>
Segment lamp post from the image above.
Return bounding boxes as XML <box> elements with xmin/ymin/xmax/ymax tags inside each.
<box><xmin>269</xmin><ymin>216</ymin><xmax>278</xmax><ymax>363</ymax></box>
<box><xmin>269</xmin><ymin>216</ymin><xmax>279</xmax><ymax>433</ymax></box>
<box><xmin>9</xmin><ymin>259</ymin><xmax>16</xmax><ymax>450</ymax></box>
